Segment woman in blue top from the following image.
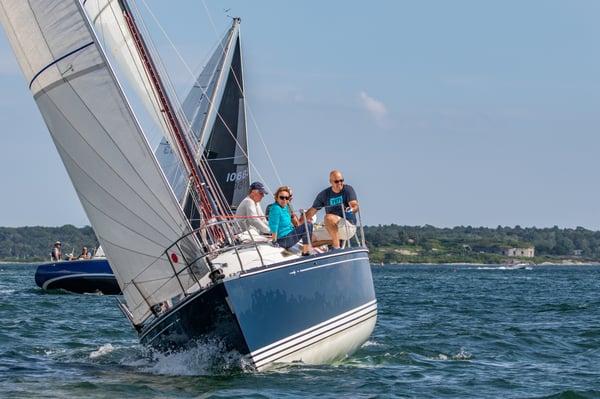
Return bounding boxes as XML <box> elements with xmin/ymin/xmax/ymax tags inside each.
<box><xmin>268</xmin><ymin>186</ymin><xmax>313</xmax><ymax>256</ymax></box>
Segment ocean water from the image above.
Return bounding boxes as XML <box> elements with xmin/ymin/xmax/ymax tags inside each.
<box><xmin>1</xmin><ymin>263</ymin><xmax>600</xmax><ymax>399</ymax></box>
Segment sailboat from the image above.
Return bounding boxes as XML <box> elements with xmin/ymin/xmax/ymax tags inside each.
<box><xmin>0</xmin><ymin>0</ymin><xmax>377</xmax><ymax>370</ymax></box>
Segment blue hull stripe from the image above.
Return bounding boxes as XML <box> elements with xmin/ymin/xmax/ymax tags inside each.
<box><xmin>35</xmin><ymin>259</ymin><xmax>119</xmax><ymax>294</ymax></box>
<box><xmin>41</xmin><ymin>273</ymin><xmax>114</xmax><ymax>290</ymax></box>
<box><xmin>289</xmin><ymin>255</ymin><xmax>366</xmax><ymax>275</ymax></box>
<box><xmin>240</xmin><ymin>249</ymin><xmax>367</xmax><ymax>278</ymax></box>
<box><xmin>251</xmin><ymin>299</ymin><xmax>378</xmax><ymax>368</ymax></box>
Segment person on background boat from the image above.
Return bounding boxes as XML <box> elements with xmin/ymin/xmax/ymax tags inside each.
<box><xmin>299</xmin><ymin>170</ymin><xmax>358</xmax><ymax>250</ymax></box>
<box><xmin>51</xmin><ymin>241</ymin><xmax>62</xmax><ymax>261</ymax></box>
<box><xmin>235</xmin><ymin>181</ymin><xmax>271</xmax><ymax>235</ymax></box>
<box><xmin>269</xmin><ymin>186</ymin><xmax>313</xmax><ymax>256</ymax></box>
<box><xmin>76</xmin><ymin>246</ymin><xmax>89</xmax><ymax>260</ymax></box>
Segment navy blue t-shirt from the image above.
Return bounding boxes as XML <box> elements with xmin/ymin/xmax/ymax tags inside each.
<box><xmin>311</xmin><ymin>184</ymin><xmax>357</xmax><ymax>224</ymax></box>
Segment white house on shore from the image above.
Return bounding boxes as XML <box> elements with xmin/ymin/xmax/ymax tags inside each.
<box><xmin>503</xmin><ymin>247</ymin><xmax>535</xmax><ymax>257</ymax></box>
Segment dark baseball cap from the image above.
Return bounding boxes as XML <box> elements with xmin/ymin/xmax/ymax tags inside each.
<box><xmin>250</xmin><ymin>181</ymin><xmax>268</xmax><ymax>194</ymax></box>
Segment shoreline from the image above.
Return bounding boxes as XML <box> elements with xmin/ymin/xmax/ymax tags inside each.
<box><xmin>372</xmin><ymin>261</ymin><xmax>600</xmax><ymax>267</ymax></box>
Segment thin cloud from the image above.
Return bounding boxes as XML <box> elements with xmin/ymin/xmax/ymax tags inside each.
<box><xmin>359</xmin><ymin>91</ymin><xmax>389</xmax><ymax>127</ymax></box>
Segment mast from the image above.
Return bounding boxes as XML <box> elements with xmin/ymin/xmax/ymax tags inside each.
<box><xmin>116</xmin><ymin>0</ymin><xmax>221</xmax><ymax>222</ymax></box>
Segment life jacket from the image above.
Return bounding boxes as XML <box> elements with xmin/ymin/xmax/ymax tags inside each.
<box><xmin>51</xmin><ymin>247</ymin><xmax>62</xmax><ymax>260</ymax></box>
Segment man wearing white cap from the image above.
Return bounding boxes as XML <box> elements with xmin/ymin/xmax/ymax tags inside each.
<box><xmin>51</xmin><ymin>241</ymin><xmax>62</xmax><ymax>261</ymax></box>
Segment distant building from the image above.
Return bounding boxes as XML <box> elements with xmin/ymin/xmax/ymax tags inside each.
<box><xmin>503</xmin><ymin>247</ymin><xmax>535</xmax><ymax>257</ymax></box>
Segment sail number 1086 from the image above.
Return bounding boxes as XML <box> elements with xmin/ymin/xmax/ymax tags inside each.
<box><xmin>226</xmin><ymin>169</ymin><xmax>248</xmax><ymax>182</ymax></box>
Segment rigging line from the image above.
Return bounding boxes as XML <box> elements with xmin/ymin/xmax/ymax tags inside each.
<box><xmin>133</xmin><ymin>1</ymin><xmax>246</xmax><ymax>184</ymax></box>
<box><xmin>195</xmin><ymin>30</ymin><xmax>282</xmax><ymax>191</ymax></box>
<box><xmin>135</xmin><ymin>2</ymin><xmax>281</xmax><ymax>191</ymax></box>
<box><xmin>121</xmin><ymin>1</ymin><xmax>217</xmax><ymax>223</ymax></box>
<box><xmin>200</xmin><ymin>15</ymin><xmax>282</xmax><ymax>189</ymax></box>
<box><xmin>136</xmin><ymin>0</ymin><xmax>239</xmax><ymax>149</ymax></box>
<box><xmin>135</xmin><ymin>0</ymin><xmax>222</xmax><ymax>112</ymax></box>
<box><xmin>128</xmin><ymin>1</ymin><xmax>193</xmax><ymax>135</ymax></box>
<box><xmin>131</xmin><ymin>1</ymin><xmax>228</xmax><ymax>199</ymax></box>
<box><xmin>245</xmin><ymin>103</ymin><xmax>284</xmax><ymax>188</ymax></box>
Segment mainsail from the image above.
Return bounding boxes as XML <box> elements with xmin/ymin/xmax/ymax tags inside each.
<box><xmin>0</xmin><ymin>0</ymin><xmax>207</xmax><ymax>325</ymax></box>
<box><xmin>84</xmin><ymin>0</ymin><xmax>249</xmax><ymax>208</ymax></box>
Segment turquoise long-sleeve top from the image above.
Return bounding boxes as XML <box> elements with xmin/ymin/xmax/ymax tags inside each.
<box><xmin>268</xmin><ymin>202</ymin><xmax>293</xmax><ymax>238</ymax></box>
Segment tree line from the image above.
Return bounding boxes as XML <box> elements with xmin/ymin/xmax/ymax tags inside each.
<box><xmin>0</xmin><ymin>225</ymin><xmax>99</xmax><ymax>261</ymax></box>
<box><xmin>364</xmin><ymin>224</ymin><xmax>600</xmax><ymax>264</ymax></box>
<box><xmin>1</xmin><ymin>224</ymin><xmax>600</xmax><ymax>263</ymax></box>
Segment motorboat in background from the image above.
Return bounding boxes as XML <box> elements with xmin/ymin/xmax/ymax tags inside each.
<box><xmin>502</xmin><ymin>260</ymin><xmax>533</xmax><ymax>270</ymax></box>
<box><xmin>34</xmin><ymin>246</ymin><xmax>120</xmax><ymax>295</ymax></box>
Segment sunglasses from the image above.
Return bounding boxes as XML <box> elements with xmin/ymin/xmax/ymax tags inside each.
<box><xmin>278</xmin><ymin>196</ymin><xmax>290</xmax><ymax>200</ymax></box>
<box><xmin>333</xmin><ymin>179</ymin><xmax>344</xmax><ymax>184</ymax></box>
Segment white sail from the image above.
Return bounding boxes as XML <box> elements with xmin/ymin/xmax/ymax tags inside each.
<box><xmin>0</xmin><ymin>0</ymin><xmax>207</xmax><ymax>325</ymax></box>
<box><xmin>83</xmin><ymin>0</ymin><xmax>189</xmax><ymax>203</ymax></box>
<box><xmin>85</xmin><ymin>1</ymin><xmax>249</xmax><ymax>207</ymax></box>
<box><xmin>82</xmin><ymin>0</ymin><xmax>175</xmax><ymax>146</ymax></box>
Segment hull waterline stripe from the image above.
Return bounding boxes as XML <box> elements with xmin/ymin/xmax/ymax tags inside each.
<box><xmin>253</xmin><ymin>306</ymin><xmax>378</xmax><ymax>369</ymax></box>
<box><xmin>251</xmin><ymin>300</ymin><xmax>378</xmax><ymax>365</ymax></box>
<box><xmin>41</xmin><ymin>273</ymin><xmax>115</xmax><ymax>290</ymax></box>
<box><xmin>145</xmin><ymin>319</ymin><xmax>181</xmax><ymax>344</ymax></box>
<box><xmin>255</xmin><ymin>309</ymin><xmax>377</xmax><ymax>369</ymax></box>
<box><xmin>253</xmin><ymin>299</ymin><xmax>377</xmax><ymax>356</ymax></box>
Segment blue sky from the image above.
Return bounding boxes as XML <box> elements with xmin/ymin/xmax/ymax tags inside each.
<box><xmin>1</xmin><ymin>0</ymin><xmax>599</xmax><ymax>230</ymax></box>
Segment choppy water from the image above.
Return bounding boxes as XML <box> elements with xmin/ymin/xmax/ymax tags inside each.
<box><xmin>1</xmin><ymin>263</ymin><xmax>599</xmax><ymax>398</ymax></box>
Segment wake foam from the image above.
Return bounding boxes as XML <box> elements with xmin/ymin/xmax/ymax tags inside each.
<box><xmin>90</xmin><ymin>343</ymin><xmax>115</xmax><ymax>358</ymax></box>
<box><xmin>140</xmin><ymin>338</ymin><xmax>254</xmax><ymax>376</ymax></box>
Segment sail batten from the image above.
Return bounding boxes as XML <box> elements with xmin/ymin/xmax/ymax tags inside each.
<box><xmin>29</xmin><ymin>41</ymin><xmax>95</xmax><ymax>89</ymax></box>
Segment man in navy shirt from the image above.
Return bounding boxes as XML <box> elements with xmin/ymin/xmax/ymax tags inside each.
<box><xmin>299</xmin><ymin>170</ymin><xmax>359</xmax><ymax>249</ymax></box>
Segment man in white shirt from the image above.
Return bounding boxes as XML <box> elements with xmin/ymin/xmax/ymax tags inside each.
<box><xmin>235</xmin><ymin>181</ymin><xmax>271</xmax><ymax>234</ymax></box>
